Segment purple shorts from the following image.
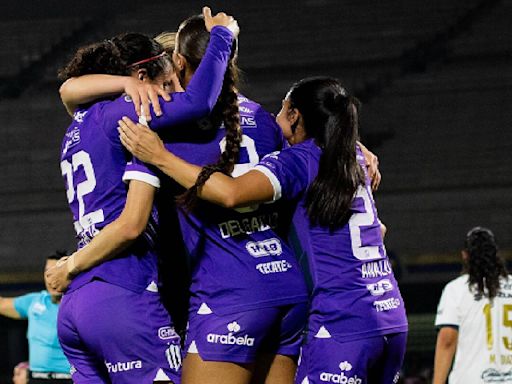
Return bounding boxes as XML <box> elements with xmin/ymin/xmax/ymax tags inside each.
<box><xmin>184</xmin><ymin>302</ymin><xmax>308</xmax><ymax>364</ymax></box>
<box><xmin>58</xmin><ymin>280</ymin><xmax>182</xmax><ymax>384</ymax></box>
<box><xmin>295</xmin><ymin>331</ymin><xmax>407</xmax><ymax>384</ymax></box>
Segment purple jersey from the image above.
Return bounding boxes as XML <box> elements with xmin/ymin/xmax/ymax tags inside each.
<box><xmin>127</xmin><ymin>96</ymin><xmax>309</xmax><ymax>315</ymax></box>
<box><xmin>255</xmin><ymin>140</ymin><xmax>408</xmax><ymax>341</ymax></box>
<box><xmin>60</xmin><ymin>26</ymin><xmax>234</xmax><ymax>293</ymax></box>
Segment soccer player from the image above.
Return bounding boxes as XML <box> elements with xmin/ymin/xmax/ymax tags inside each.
<box><xmin>118</xmin><ymin>76</ymin><xmax>408</xmax><ymax>384</ymax></box>
<box><xmin>433</xmin><ymin>227</ymin><xmax>511</xmax><ymax>384</ymax></box>
<box><xmin>45</xmin><ymin>9</ymin><xmax>238</xmax><ymax>384</ymax></box>
<box><xmin>61</xmin><ymin>13</ymin><xmax>312</xmax><ymax>384</ymax></box>
<box><xmin>0</xmin><ymin>252</ymin><xmax>72</xmax><ymax>383</ymax></box>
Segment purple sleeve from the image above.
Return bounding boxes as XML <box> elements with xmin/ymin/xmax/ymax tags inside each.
<box><xmin>99</xmin><ymin>26</ymin><xmax>234</xmax><ymax>135</ymax></box>
<box><xmin>253</xmin><ymin>146</ymin><xmax>309</xmax><ymax>201</ymax></box>
<box><xmin>255</xmin><ymin>106</ymin><xmax>288</xmax><ymax>150</ymax></box>
<box><xmin>149</xmin><ymin>26</ymin><xmax>234</xmax><ymax>131</ymax></box>
<box><xmin>123</xmin><ymin>156</ymin><xmax>160</xmax><ymax>188</ymax></box>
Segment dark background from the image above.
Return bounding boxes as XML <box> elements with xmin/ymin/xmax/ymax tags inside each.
<box><xmin>1</xmin><ymin>0</ymin><xmax>511</xmax><ymax>381</ymax></box>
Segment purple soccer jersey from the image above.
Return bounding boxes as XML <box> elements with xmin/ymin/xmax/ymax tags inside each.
<box><xmin>60</xmin><ymin>25</ymin><xmax>234</xmax><ymax>293</ymax></box>
<box><xmin>126</xmin><ymin>95</ymin><xmax>309</xmax><ymax>316</ymax></box>
<box><xmin>255</xmin><ymin>140</ymin><xmax>408</xmax><ymax>340</ymax></box>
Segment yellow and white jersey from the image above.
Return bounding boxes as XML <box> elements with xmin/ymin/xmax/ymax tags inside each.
<box><xmin>435</xmin><ymin>274</ymin><xmax>512</xmax><ymax>383</ymax></box>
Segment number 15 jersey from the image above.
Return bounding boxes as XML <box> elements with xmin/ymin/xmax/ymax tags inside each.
<box><xmin>436</xmin><ymin>275</ymin><xmax>512</xmax><ymax>383</ymax></box>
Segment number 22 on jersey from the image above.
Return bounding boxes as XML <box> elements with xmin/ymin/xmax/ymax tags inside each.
<box><xmin>61</xmin><ymin>150</ymin><xmax>104</xmax><ymax>233</ymax></box>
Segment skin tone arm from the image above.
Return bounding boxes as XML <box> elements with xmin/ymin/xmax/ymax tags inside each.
<box><xmin>60</xmin><ymin>74</ymin><xmax>173</xmax><ymax>119</ymax></box>
<box><xmin>118</xmin><ymin>117</ymin><xmax>274</xmax><ymax>209</ymax></box>
<box><xmin>0</xmin><ymin>297</ymin><xmax>21</xmax><ymax>319</ymax></box>
<box><xmin>432</xmin><ymin>327</ymin><xmax>458</xmax><ymax>384</ymax></box>
<box><xmin>59</xmin><ymin>7</ymin><xmax>236</xmax><ymax>120</ymax></box>
<box><xmin>45</xmin><ymin>180</ymin><xmax>156</xmax><ymax>292</ymax></box>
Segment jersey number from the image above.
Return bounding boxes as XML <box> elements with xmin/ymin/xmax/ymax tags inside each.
<box><xmin>348</xmin><ymin>185</ymin><xmax>383</xmax><ymax>261</ymax></box>
<box><xmin>483</xmin><ymin>303</ymin><xmax>512</xmax><ymax>350</ymax></box>
<box><xmin>61</xmin><ymin>150</ymin><xmax>104</xmax><ymax>231</ymax></box>
<box><xmin>219</xmin><ymin>134</ymin><xmax>259</xmax><ymax>212</ymax></box>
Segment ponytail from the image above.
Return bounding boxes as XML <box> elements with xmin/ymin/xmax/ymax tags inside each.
<box><xmin>464</xmin><ymin>227</ymin><xmax>507</xmax><ymax>300</ymax></box>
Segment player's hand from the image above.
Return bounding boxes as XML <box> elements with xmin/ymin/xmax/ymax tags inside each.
<box><xmin>45</xmin><ymin>257</ymin><xmax>72</xmax><ymax>293</ymax></box>
<box><xmin>203</xmin><ymin>7</ymin><xmax>239</xmax><ymax>37</ymax></box>
<box><xmin>358</xmin><ymin>141</ymin><xmax>381</xmax><ymax>191</ymax></box>
<box><xmin>118</xmin><ymin>116</ymin><xmax>166</xmax><ymax>165</ymax></box>
<box><xmin>123</xmin><ymin>77</ymin><xmax>171</xmax><ymax>122</ymax></box>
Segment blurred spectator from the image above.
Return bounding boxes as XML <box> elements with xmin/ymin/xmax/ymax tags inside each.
<box><xmin>0</xmin><ymin>251</ymin><xmax>72</xmax><ymax>383</ymax></box>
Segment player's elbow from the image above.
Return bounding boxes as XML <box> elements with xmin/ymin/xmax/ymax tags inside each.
<box><xmin>437</xmin><ymin>327</ymin><xmax>458</xmax><ymax>350</ymax></box>
<box><xmin>118</xmin><ymin>221</ymin><xmax>145</xmax><ymax>242</ymax></box>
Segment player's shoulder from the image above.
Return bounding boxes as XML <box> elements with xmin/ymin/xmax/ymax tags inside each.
<box><xmin>444</xmin><ymin>274</ymin><xmax>470</xmax><ymax>295</ymax></box>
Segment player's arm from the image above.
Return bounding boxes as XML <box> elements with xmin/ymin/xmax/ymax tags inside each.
<box><xmin>45</xmin><ymin>180</ymin><xmax>156</xmax><ymax>292</ymax></box>
<box><xmin>119</xmin><ymin>117</ymin><xmax>274</xmax><ymax>208</ymax></box>
<box><xmin>59</xmin><ymin>75</ymin><xmax>170</xmax><ymax>118</ymax></box>
<box><xmin>0</xmin><ymin>297</ymin><xmax>21</xmax><ymax>319</ymax></box>
<box><xmin>433</xmin><ymin>326</ymin><xmax>458</xmax><ymax>384</ymax></box>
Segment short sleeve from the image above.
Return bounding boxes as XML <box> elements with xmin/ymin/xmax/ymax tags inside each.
<box><xmin>13</xmin><ymin>292</ymin><xmax>39</xmax><ymax>319</ymax></box>
<box><xmin>253</xmin><ymin>146</ymin><xmax>309</xmax><ymax>201</ymax></box>
<box><xmin>123</xmin><ymin>157</ymin><xmax>160</xmax><ymax>188</ymax></box>
<box><xmin>435</xmin><ymin>280</ymin><xmax>463</xmax><ymax>328</ymax></box>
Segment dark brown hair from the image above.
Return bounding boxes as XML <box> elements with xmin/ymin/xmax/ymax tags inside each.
<box><xmin>288</xmin><ymin>77</ymin><xmax>365</xmax><ymax>228</ymax></box>
<box><xmin>174</xmin><ymin>15</ymin><xmax>241</xmax><ymax>209</ymax></box>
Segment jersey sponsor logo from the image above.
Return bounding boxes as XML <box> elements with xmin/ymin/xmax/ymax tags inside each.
<box><xmin>361</xmin><ymin>259</ymin><xmax>392</xmax><ymax>279</ymax></box>
<box><xmin>481</xmin><ymin>368</ymin><xmax>512</xmax><ymax>382</ymax></box>
<box><xmin>262</xmin><ymin>151</ymin><xmax>280</xmax><ymax>161</ymax></box>
<box><xmin>256</xmin><ymin>260</ymin><xmax>292</xmax><ymax>274</ymax></box>
<box><xmin>239</xmin><ymin>106</ymin><xmax>254</xmax><ymax>114</ymax></box>
<box><xmin>218</xmin><ymin>212</ymin><xmax>279</xmax><ymax>239</ymax></box>
<box><xmin>158</xmin><ymin>326</ymin><xmax>180</xmax><ymax>341</ymax></box>
<box><xmin>206</xmin><ymin>321</ymin><xmax>255</xmax><ymax>346</ymax></box>
<box><xmin>238</xmin><ymin>96</ymin><xmax>250</xmax><ymax>103</ymax></box>
<box><xmin>319</xmin><ymin>361</ymin><xmax>361</xmax><ymax>383</ymax></box>
<box><xmin>373</xmin><ymin>297</ymin><xmax>401</xmax><ymax>312</ymax></box>
<box><xmin>246</xmin><ymin>238</ymin><xmax>282</xmax><ymax>257</ymax></box>
<box><xmin>73</xmin><ymin>110</ymin><xmax>88</xmax><ymax>123</ymax></box>
<box><xmin>63</xmin><ymin>126</ymin><xmax>81</xmax><ymax>155</ymax></box>
<box><xmin>240</xmin><ymin>116</ymin><xmax>257</xmax><ymax>127</ymax></box>
<box><xmin>105</xmin><ymin>359</ymin><xmax>142</xmax><ymax>374</ymax></box>
<box><xmin>366</xmin><ymin>279</ymin><xmax>393</xmax><ymax>296</ymax></box>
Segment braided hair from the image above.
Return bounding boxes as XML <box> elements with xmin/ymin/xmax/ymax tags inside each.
<box><xmin>59</xmin><ymin>33</ymin><xmax>169</xmax><ymax>81</ymax></box>
<box><xmin>173</xmin><ymin>15</ymin><xmax>241</xmax><ymax>210</ymax></box>
<box><xmin>463</xmin><ymin>227</ymin><xmax>507</xmax><ymax>300</ymax></box>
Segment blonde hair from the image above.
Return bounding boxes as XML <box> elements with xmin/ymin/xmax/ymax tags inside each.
<box><xmin>155</xmin><ymin>31</ymin><xmax>176</xmax><ymax>54</ymax></box>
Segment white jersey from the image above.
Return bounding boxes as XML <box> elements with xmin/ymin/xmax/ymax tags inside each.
<box><xmin>435</xmin><ymin>274</ymin><xmax>512</xmax><ymax>383</ymax></box>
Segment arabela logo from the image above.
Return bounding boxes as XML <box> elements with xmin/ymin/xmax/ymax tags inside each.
<box><xmin>319</xmin><ymin>360</ymin><xmax>361</xmax><ymax>383</ymax></box>
<box><xmin>207</xmin><ymin>321</ymin><xmax>255</xmax><ymax>346</ymax></box>
<box><xmin>227</xmin><ymin>321</ymin><xmax>241</xmax><ymax>332</ymax></box>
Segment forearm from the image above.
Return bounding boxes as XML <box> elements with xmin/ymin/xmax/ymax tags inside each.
<box><xmin>60</xmin><ymin>75</ymin><xmax>127</xmax><ymax>115</ymax></box>
<box><xmin>433</xmin><ymin>338</ymin><xmax>457</xmax><ymax>384</ymax></box>
<box><xmin>0</xmin><ymin>297</ymin><xmax>21</xmax><ymax>319</ymax></box>
<box><xmin>70</xmin><ymin>220</ymin><xmax>138</xmax><ymax>275</ymax></box>
<box><xmin>151</xmin><ymin>26</ymin><xmax>234</xmax><ymax>130</ymax></box>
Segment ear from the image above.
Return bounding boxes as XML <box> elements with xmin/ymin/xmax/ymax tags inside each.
<box><xmin>137</xmin><ymin>68</ymin><xmax>148</xmax><ymax>82</ymax></box>
<box><xmin>172</xmin><ymin>51</ymin><xmax>186</xmax><ymax>71</ymax></box>
<box><xmin>287</xmin><ymin>107</ymin><xmax>300</xmax><ymax>125</ymax></box>
<box><xmin>461</xmin><ymin>250</ymin><xmax>469</xmax><ymax>262</ymax></box>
